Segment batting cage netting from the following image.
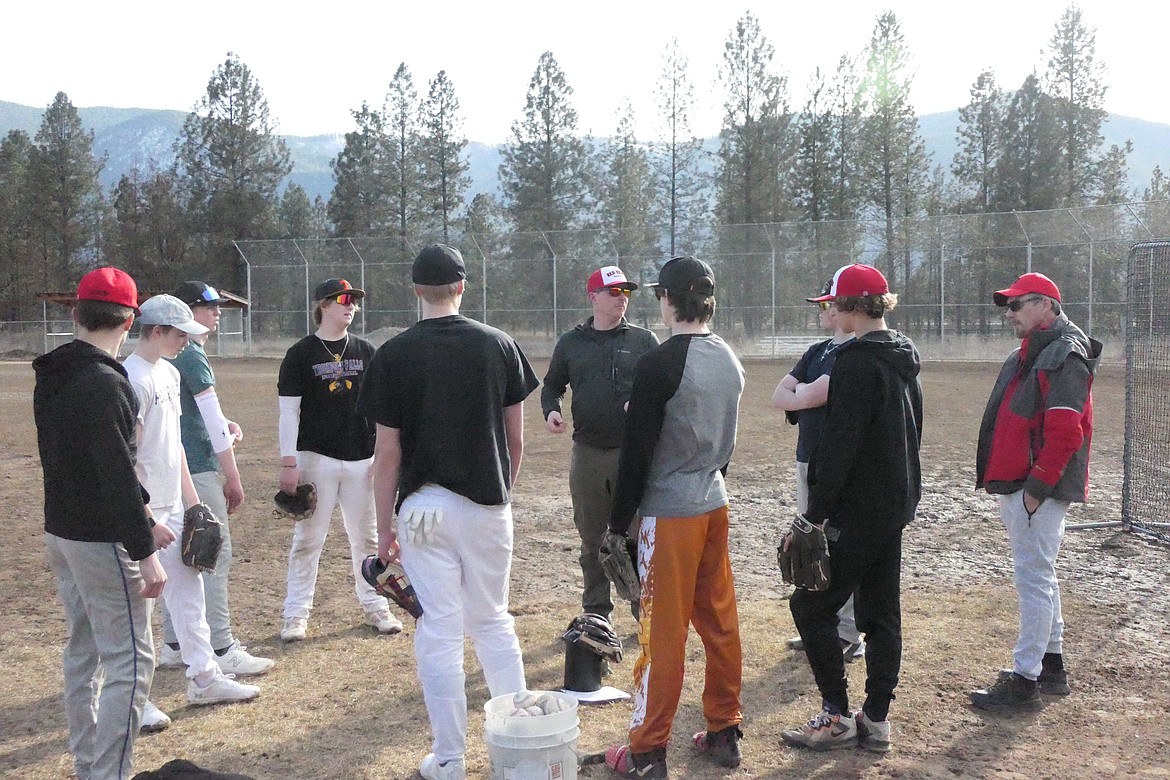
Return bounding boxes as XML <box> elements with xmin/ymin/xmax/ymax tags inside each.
<box><xmin>1123</xmin><ymin>240</ymin><xmax>1170</xmax><ymax>542</ymax></box>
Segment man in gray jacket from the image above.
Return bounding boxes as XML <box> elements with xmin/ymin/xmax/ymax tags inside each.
<box><xmin>541</xmin><ymin>266</ymin><xmax>658</xmax><ymax>622</ymax></box>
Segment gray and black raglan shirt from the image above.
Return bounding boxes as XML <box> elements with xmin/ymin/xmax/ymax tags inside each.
<box><xmin>607</xmin><ymin>333</ymin><xmax>745</xmax><ymax>534</ymax></box>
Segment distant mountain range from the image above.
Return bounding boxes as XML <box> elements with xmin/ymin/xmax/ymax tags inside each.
<box><xmin>2</xmin><ymin>99</ymin><xmax>1167</xmax><ymax>205</ymax></box>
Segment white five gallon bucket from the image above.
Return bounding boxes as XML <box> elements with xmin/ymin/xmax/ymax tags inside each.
<box><xmin>483</xmin><ymin>691</ymin><xmax>579</xmax><ymax>780</ymax></box>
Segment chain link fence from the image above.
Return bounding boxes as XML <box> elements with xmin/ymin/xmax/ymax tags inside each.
<box><xmin>229</xmin><ymin>201</ymin><xmax>1170</xmax><ymax>361</ymax></box>
<box><xmin>10</xmin><ymin>201</ymin><xmax>1168</xmax><ymax>361</ymax></box>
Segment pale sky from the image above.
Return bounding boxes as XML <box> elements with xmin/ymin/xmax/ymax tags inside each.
<box><xmin>5</xmin><ymin>1</ymin><xmax>1166</xmax><ymax>143</ymax></box>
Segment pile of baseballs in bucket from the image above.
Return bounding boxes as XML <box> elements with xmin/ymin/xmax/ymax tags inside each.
<box><xmin>507</xmin><ymin>690</ymin><xmax>574</xmax><ymax>717</ymax></box>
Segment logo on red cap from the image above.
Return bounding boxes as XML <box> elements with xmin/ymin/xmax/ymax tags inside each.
<box><xmin>587</xmin><ymin>266</ymin><xmax>636</xmax><ymax>292</ymax></box>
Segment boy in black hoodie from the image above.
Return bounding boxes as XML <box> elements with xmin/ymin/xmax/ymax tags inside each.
<box><xmin>780</xmin><ymin>264</ymin><xmax>923</xmax><ymax>755</ymax></box>
<box><xmin>34</xmin><ymin>267</ymin><xmax>172</xmax><ymax>779</ymax></box>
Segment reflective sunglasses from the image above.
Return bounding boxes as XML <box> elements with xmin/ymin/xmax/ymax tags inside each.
<box><xmin>199</xmin><ymin>286</ymin><xmax>222</xmax><ymax>302</ymax></box>
<box><xmin>602</xmin><ymin>287</ymin><xmax>633</xmax><ymax>298</ymax></box>
<box><xmin>1005</xmin><ymin>296</ymin><xmax>1043</xmax><ymax>312</ymax></box>
<box><xmin>332</xmin><ymin>294</ymin><xmax>357</xmax><ymax>306</ymax></box>
<box><xmin>817</xmin><ymin>301</ymin><xmax>832</xmax><ymax>311</ymax></box>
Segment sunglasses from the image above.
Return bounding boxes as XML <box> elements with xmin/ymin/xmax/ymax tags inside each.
<box><xmin>601</xmin><ymin>287</ymin><xmax>633</xmax><ymax>298</ymax></box>
<box><xmin>199</xmin><ymin>286</ymin><xmax>222</xmax><ymax>302</ymax></box>
<box><xmin>817</xmin><ymin>301</ymin><xmax>832</xmax><ymax>311</ymax></box>
<box><xmin>1005</xmin><ymin>296</ymin><xmax>1043</xmax><ymax>312</ymax></box>
<box><xmin>332</xmin><ymin>294</ymin><xmax>357</xmax><ymax>306</ymax></box>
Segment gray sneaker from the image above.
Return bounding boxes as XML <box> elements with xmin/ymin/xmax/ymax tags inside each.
<box><xmin>855</xmin><ymin>711</ymin><xmax>891</xmax><ymax>753</ymax></box>
<box><xmin>781</xmin><ymin>707</ymin><xmax>858</xmax><ymax>751</ymax></box>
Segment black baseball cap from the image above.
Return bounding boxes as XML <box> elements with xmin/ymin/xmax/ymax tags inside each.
<box><xmin>648</xmin><ymin>255</ymin><xmax>715</xmax><ymax>295</ymax></box>
<box><xmin>412</xmin><ymin>244</ymin><xmax>467</xmax><ymax>285</ymax></box>
<box><xmin>806</xmin><ymin>279</ymin><xmax>833</xmax><ymax>303</ymax></box>
<box><xmin>314</xmin><ymin>278</ymin><xmax>365</xmax><ymax>301</ymax></box>
<box><xmin>173</xmin><ymin>280</ymin><xmax>229</xmax><ymax>307</ymax></box>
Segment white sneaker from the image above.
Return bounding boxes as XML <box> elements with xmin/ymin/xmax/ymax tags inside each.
<box><xmin>139</xmin><ymin>700</ymin><xmax>171</xmax><ymax>733</ymax></box>
<box><xmin>157</xmin><ymin>644</ymin><xmax>184</xmax><ymax>668</ymax></box>
<box><xmin>366</xmin><ymin>609</ymin><xmax>403</xmax><ymax>635</ymax></box>
<box><xmin>419</xmin><ymin>753</ymin><xmax>466</xmax><ymax>780</ymax></box>
<box><xmin>281</xmin><ymin>617</ymin><xmax>307</xmax><ymax>642</ymax></box>
<box><xmin>187</xmin><ymin>670</ymin><xmax>260</xmax><ymax>706</ymax></box>
<box><xmin>215</xmin><ymin>641</ymin><xmax>275</xmax><ymax>676</ymax></box>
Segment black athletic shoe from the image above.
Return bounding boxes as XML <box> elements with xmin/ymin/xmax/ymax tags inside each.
<box><xmin>971</xmin><ymin>672</ymin><xmax>1042</xmax><ymax>711</ymax></box>
<box><xmin>692</xmin><ymin>724</ymin><xmax>743</xmax><ymax>768</ymax></box>
<box><xmin>998</xmin><ymin>667</ymin><xmax>1071</xmax><ymax>696</ymax></box>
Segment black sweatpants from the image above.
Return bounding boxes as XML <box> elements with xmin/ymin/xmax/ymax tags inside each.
<box><xmin>789</xmin><ymin>525</ymin><xmax>903</xmax><ymax>721</ymax></box>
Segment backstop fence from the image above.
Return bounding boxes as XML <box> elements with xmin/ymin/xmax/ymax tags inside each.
<box><xmin>1122</xmin><ymin>240</ymin><xmax>1170</xmax><ymax>541</ymax></box>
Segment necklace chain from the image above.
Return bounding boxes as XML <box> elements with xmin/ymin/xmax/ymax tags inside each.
<box><xmin>316</xmin><ymin>333</ymin><xmax>349</xmax><ymax>363</ymax></box>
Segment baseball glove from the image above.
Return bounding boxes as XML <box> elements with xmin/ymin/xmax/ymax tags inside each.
<box><xmin>563</xmin><ymin>613</ymin><xmax>623</xmax><ymax>663</ymax></box>
<box><xmin>361</xmin><ymin>555</ymin><xmax>423</xmax><ymax>619</ymax></box>
<box><xmin>181</xmin><ymin>503</ymin><xmax>223</xmax><ymax>573</ymax></box>
<box><xmin>274</xmin><ymin>483</ymin><xmax>317</xmax><ymax>520</ymax></box>
<box><xmin>777</xmin><ymin>513</ymin><xmax>831</xmax><ymax>591</ymax></box>
<box><xmin>598</xmin><ymin>530</ymin><xmax>641</xmax><ymax>604</ymax></box>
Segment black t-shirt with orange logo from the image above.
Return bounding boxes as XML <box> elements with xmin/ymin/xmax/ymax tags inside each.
<box><xmin>278</xmin><ymin>334</ymin><xmax>376</xmax><ymax>461</ymax></box>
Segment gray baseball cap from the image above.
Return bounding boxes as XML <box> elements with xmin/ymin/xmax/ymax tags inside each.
<box><xmin>138</xmin><ymin>294</ymin><xmax>209</xmax><ymax>335</ymax></box>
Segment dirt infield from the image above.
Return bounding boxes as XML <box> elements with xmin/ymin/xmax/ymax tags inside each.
<box><xmin>1</xmin><ymin>355</ymin><xmax>1166</xmax><ymax>779</ymax></box>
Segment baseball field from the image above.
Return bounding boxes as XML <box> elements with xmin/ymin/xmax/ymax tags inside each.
<box><xmin>1</xmin><ymin>356</ymin><xmax>1166</xmax><ymax>779</ymax></box>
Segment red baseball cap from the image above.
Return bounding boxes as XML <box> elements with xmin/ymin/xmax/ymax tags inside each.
<box><xmin>993</xmin><ymin>272</ymin><xmax>1062</xmax><ymax>306</ymax></box>
<box><xmin>587</xmin><ymin>266</ymin><xmax>637</xmax><ymax>292</ymax></box>
<box><xmin>810</xmin><ymin>264</ymin><xmax>889</xmax><ymax>301</ymax></box>
<box><xmin>76</xmin><ymin>267</ymin><xmax>140</xmax><ymax>313</ymax></box>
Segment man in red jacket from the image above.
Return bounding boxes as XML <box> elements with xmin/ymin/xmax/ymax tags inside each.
<box><xmin>970</xmin><ymin>272</ymin><xmax>1102</xmax><ymax>711</ymax></box>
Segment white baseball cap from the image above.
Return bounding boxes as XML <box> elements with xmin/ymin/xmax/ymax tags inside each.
<box><xmin>138</xmin><ymin>294</ymin><xmax>209</xmax><ymax>335</ymax></box>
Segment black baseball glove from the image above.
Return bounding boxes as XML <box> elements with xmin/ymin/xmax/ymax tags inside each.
<box><xmin>274</xmin><ymin>483</ymin><xmax>317</xmax><ymax>520</ymax></box>
<box><xmin>777</xmin><ymin>513</ymin><xmax>831</xmax><ymax>591</ymax></box>
<box><xmin>361</xmin><ymin>555</ymin><xmax>423</xmax><ymax>620</ymax></box>
<box><xmin>562</xmin><ymin>612</ymin><xmax>624</xmax><ymax>663</ymax></box>
<box><xmin>181</xmin><ymin>503</ymin><xmax>223</xmax><ymax>573</ymax></box>
<box><xmin>599</xmin><ymin>530</ymin><xmax>641</xmax><ymax>604</ymax></box>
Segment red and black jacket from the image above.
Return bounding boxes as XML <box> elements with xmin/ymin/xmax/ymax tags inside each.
<box><xmin>975</xmin><ymin>315</ymin><xmax>1102</xmax><ymax>503</ymax></box>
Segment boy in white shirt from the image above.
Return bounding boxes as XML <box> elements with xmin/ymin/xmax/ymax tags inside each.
<box><xmin>124</xmin><ymin>295</ymin><xmax>259</xmax><ymax>718</ymax></box>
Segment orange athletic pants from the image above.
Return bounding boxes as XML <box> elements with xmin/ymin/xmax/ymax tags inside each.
<box><xmin>627</xmin><ymin>505</ymin><xmax>743</xmax><ymax>753</ymax></box>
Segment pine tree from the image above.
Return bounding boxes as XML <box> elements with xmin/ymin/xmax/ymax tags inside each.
<box><xmin>499</xmin><ymin>51</ymin><xmax>593</xmax><ymax>235</ymax></box>
<box><xmin>175</xmin><ymin>53</ymin><xmax>292</xmax><ymax>282</ymax></box>
<box><xmin>0</xmin><ymin>130</ymin><xmax>36</xmax><ymax>319</ymax></box>
<box><xmin>1042</xmin><ymin>5</ymin><xmax>1109</xmax><ymax>204</ymax></box>
<box><xmin>599</xmin><ymin>100</ymin><xmax>661</xmax><ymax>275</ymax></box>
<box><xmin>384</xmin><ymin>63</ymin><xmax>423</xmax><ymax>242</ymax></box>
<box><xmin>109</xmin><ymin>163</ymin><xmax>190</xmax><ymax>290</ymax></box>
<box><xmin>952</xmin><ymin>70</ymin><xmax>1006</xmax><ymax>212</ymax></box>
<box><xmin>994</xmin><ymin>74</ymin><xmax>1063</xmax><ymax>212</ymax></box>
<box><xmin>857</xmin><ymin>11</ymin><xmax>930</xmax><ymax>293</ymax></box>
<box><xmin>28</xmin><ymin>92</ymin><xmax>108</xmax><ymax>293</ymax></box>
<box><xmin>715</xmin><ymin>12</ymin><xmax>794</xmax><ymax>335</ymax></box>
<box><xmin>278</xmin><ymin>183</ymin><xmax>328</xmax><ymax>239</ymax></box>
<box><xmin>653</xmin><ymin>37</ymin><xmax>708</xmax><ymax>257</ymax></box>
<box><xmin>418</xmin><ymin>70</ymin><xmax>470</xmax><ymax>242</ymax></box>
<box><xmin>328</xmin><ymin>102</ymin><xmax>391</xmax><ymax>237</ymax></box>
